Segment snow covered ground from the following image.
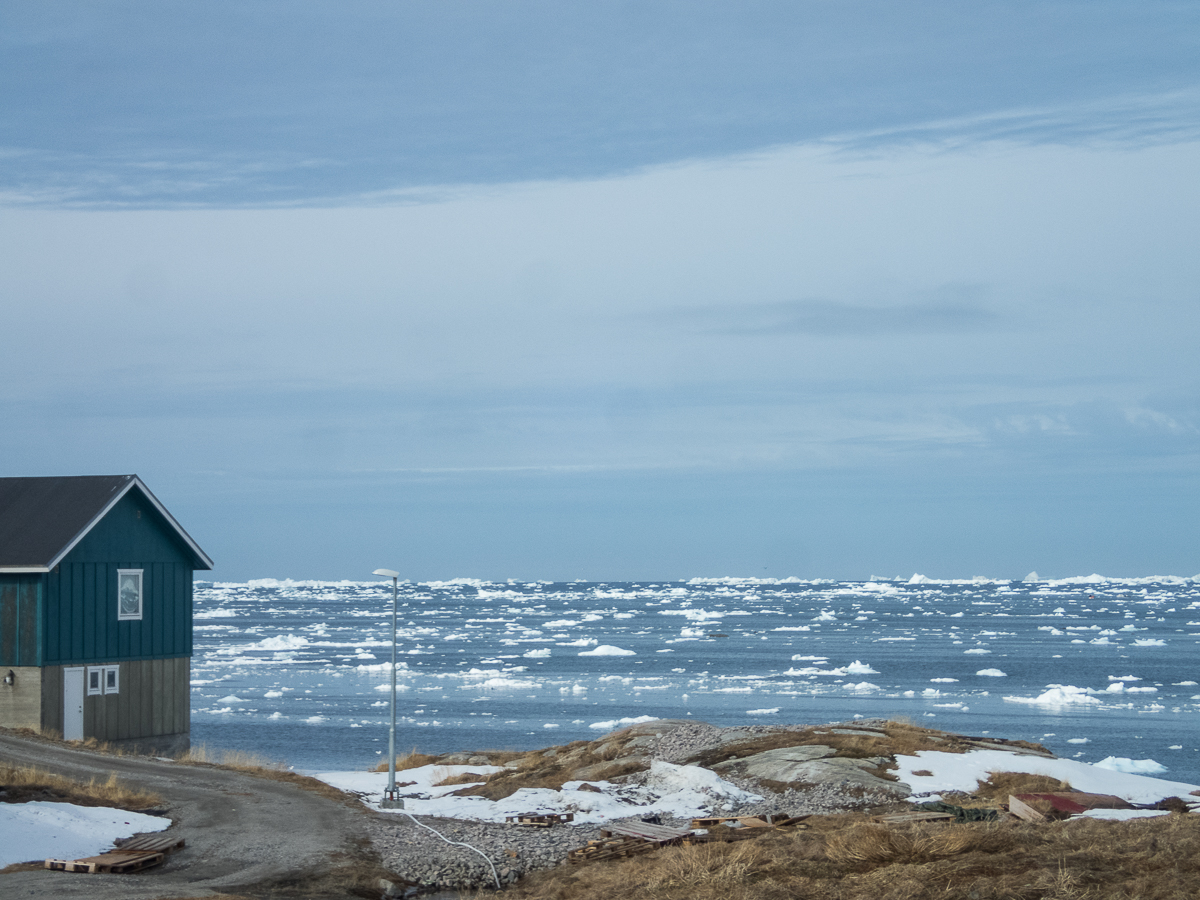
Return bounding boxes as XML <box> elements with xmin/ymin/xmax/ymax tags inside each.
<box><xmin>0</xmin><ymin>802</ymin><xmax>170</xmax><ymax>868</ymax></box>
<box><xmin>894</xmin><ymin>748</ymin><xmax>1200</xmax><ymax>805</ymax></box>
<box><xmin>316</xmin><ymin>760</ymin><xmax>761</xmax><ymax>824</ymax></box>
<box><xmin>315</xmin><ymin>744</ymin><xmax>1199</xmax><ymax>825</ymax></box>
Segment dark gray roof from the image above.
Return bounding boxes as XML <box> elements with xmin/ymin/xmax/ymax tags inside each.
<box><xmin>0</xmin><ymin>475</ymin><xmax>213</xmax><ymax>571</ymax></box>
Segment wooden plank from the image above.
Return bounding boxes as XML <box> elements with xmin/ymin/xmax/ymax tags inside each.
<box><xmin>176</xmin><ymin>656</ymin><xmax>190</xmax><ymax>734</ymax></box>
<box><xmin>0</xmin><ymin>581</ymin><xmax>17</xmax><ymax>666</ymax></box>
<box><xmin>41</xmin><ymin>664</ymin><xmax>62</xmax><ymax>733</ymax></box>
<box><xmin>736</xmin><ymin>816</ymin><xmax>770</xmax><ymax>828</ymax></box>
<box><xmin>115</xmin><ymin>658</ymin><xmax>130</xmax><ymax>740</ymax></box>
<box><xmin>1008</xmin><ymin>794</ymin><xmax>1047</xmax><ymax>823</ymax></box>
<box><xmin>115</xmin><ymin>834</ymin><xmax>184</xmax><ymax>853</ymax></box>
<box><xmin>45</xmin><ymin>851</ymin><xmax>165</xmax><ymax>874</ymax></box>
<box><xmin>18</xmin><ymin>578</ymin><xmax>39</xmax><ymax>666</ymax></box>
<box><xmin>163</xmin><ymin>655</ymin><xmax>174</xmax><ymax>736</ymax></box>
<box><xmin>505</xmin><ymin>812</ymin><xmax>574</xmax><ymax>826</ymax></box>
<box><xmin>691</xmin><ymin>814</ymin><xmax>809</xmax><ymax>829</ymax></box>
<box><xmin>568</xmin><ymin>837</ymin><xmax>656</xmax><ymax>864</ymax></box>
<box><xmin>602</xmin><ymin>822</ymin><xmax>693</xmax><ymax>843</ymax></box>
<box><xmin>683</xmin><ymin>829</ymin><xmax>761</xmax><ymax>844</ymax></box>
<box><xmin>141</xmin><ymin>658</ymin><xmax>154</xmax><ymax>738</ymax></box>
<box><xmin>152</xmin><ymin>657</ymin><xmax>165</xmax><ymax>737</ymax></box>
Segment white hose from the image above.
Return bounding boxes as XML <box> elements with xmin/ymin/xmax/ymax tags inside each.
<box><xmin>398</xmin><ymin>809</ymin><xmax>503</xmax><ymax>890</ymax></box>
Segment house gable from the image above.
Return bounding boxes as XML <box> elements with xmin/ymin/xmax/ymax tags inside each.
<box><xmin>43</xmin><ymin>490</ymin><xmax>195</xmax><ymax>665</ymax></box>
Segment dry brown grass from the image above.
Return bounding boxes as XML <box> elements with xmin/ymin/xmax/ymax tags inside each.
<box><xmin>176</xmin><ymin>744</ymin><xmax>359</xmax><ymax>807</ymax></box>
<box><xmin>370</xmin><ymin>748</ymin><xmax>442</xmax><ymax>773</ymax></box>
<box><xmin>825</xmin><ymin>821</ymin><xmax>1018</xmax><ymax>864</ymax></box>
<box><xmin>408</xmin><ymin>736</ymin><xmax>657</xmax><ymax>802</ymax></box>
<box><xmin>494</xmin><ymin>811</ymin><xmax>1200</xmax><ymax>900</ymax></box>
<box><xmin>436</xmin><ymin>770</ymin><xmax>492</xmax><ymax>786</ymax></box>
<box><xmin>687</xmin><ymin>720</ymin><xmax>1049</xmax><ymax>776</ymax></box>
<box><xmin>976</xmin><ymin>771</ymin><xmax>1073</xmax><ymax>801</ymax></box>
<box><xmin>0</xmin><ymin>763</ymin><xmax>161</xmax><ymax>809</ymax></box>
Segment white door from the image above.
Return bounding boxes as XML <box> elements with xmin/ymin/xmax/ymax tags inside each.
<box><xmin>63</xmin><ymin>668</ymin><xmax>84</xmax><ymax>741</ymax></box>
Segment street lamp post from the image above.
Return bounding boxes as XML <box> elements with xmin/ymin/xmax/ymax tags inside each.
<box><xmin>373</xmin><ymin>568</ymin><xmax>404</xmax><ymax>809</ymax></box>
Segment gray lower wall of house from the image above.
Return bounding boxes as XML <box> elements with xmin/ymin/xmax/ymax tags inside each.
<box><xmin>0</xmin><ymin>666</ymin><xmax>43</xmax><ymax>729</ymax></box>
<box><xmin>40</xmin><ymin>657</ymin><xmax>190</xmax><ymax>753</ymax></box>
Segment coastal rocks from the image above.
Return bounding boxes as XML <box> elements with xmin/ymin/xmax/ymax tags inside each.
<box><xmin>714</xmin><ymin>747</ymin><xmax>910</xmax><ymax>795</ymax></box>
<box><xmin>574</xmin><ymin>754</ymin><xmax>648</xmax><ymax>781</ymax></box>
<box><xmin>368</xmin><ymin>814</ymin><xmax>602</xmax><ymax>891</ymax></box>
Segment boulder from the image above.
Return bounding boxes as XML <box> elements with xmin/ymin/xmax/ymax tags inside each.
<box><xmin>574</xmin><ymin>754</ymin><xmax>649</xmax><ymax>781</ymax></box>
<box><xmin>714</xmin><ymin>746</ymin><xmax>909</xmax><ymax>795</ymax></box>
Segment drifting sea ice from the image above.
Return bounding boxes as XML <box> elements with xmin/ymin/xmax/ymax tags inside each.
<box><xmin>1004</xmin><ymin>685</ymin><xmax>1101</xmax><ymax>707</ymax></box>
<box><xmin>1095</xmin><ymin>757</ymin><xmax>1168</xmax><ymax>775</ymax></box>
<box><xmin>578</xmin><ymin>645</ymin><xmax>636</xmax><ymax>656</ymax></box>
<box><xmin>190</xmin><ymin>575</ymin><xmax>1200</xmax><ymax>782</ymax></box>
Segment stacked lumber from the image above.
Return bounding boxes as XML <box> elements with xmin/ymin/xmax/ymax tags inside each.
<box><xmin>602</xmin><ymin>822</ymin><xmax>694</xmax><ymax>843</ymax></box>
<box><xmin>568</xmin><ymin>835</ymin><xmax>658</xmax><ymax>864</ymax></box>
<box><xmin>505</xmin><ymin>812</ymin><xmax>575</xmax><ymax>827</ymax></box>
<box><xmin>690</xmin><ymin>814</ymin><xmax>809</xmax><ymax>829</ymax></box>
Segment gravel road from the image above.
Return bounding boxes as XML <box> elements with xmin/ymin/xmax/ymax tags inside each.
<box><xmin>0</xmin><ymin>730</ymin><xmax>377</xmax><ymax>899</ymax></box>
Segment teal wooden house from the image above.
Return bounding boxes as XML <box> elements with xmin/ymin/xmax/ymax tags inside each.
<box><xmin>0</xmin><ymin>475</ymin><xmax>212</xmax><ymax>754</ymax></box>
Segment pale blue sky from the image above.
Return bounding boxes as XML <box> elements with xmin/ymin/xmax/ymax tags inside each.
<box><xmin>2</xmin><ymin>3</ymin><xmax>1198</xmax><ymax>580</ymax></box>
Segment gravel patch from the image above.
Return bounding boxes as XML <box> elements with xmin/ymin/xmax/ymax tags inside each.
<box><xmin>369</xmin><ymin>812</ymin><xmax>604</xmax><ymax>890</ymax></box>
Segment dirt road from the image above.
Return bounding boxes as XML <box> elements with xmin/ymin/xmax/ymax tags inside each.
<box><xmin>0</xmin><ymin>731</ymin><xmax>379</xmax><ymax>899</ymax></box>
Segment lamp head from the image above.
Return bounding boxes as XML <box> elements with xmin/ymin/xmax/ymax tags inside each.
<box><xmin>373</xmin><ymin>568</ymin><xmax>400</xmax><ymax>578</ymax></box>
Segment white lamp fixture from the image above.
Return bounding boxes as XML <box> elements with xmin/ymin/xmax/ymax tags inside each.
<box><xmin>372</xmin><ymin>568</ymin><xmax>404</xmax><ymax>809</ymax></box>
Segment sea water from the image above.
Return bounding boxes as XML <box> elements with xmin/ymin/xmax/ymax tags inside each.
<box><xmin>190</xmin><ymin>575</ymin><xmax>1200</xmax><ymax>783</ymax></box>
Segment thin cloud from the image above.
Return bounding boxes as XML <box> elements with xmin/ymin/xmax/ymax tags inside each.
<box><xmin>666</xmin><ymin>298</ymin><xmax>1000</xmax><ymax>337</ymax></box>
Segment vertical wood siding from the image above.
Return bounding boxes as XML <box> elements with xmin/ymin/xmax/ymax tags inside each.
<box><xmin>43</xmin><ymin>657</ymin><xmax>189</xmax><ymax>741</ymax></box>
<box><xmin>0</xmin><ymin>576</ymin><xmax>41</xmax><ymax>667</ymax></box>
<box><xmin>41</xmin><ymin>491</ymin><xmax>194</xmax><ymax>666</ymax></box>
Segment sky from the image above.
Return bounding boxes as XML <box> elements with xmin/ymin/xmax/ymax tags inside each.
<box><xmin>2</xmin><ymin>2</ymin><xmax>1198</xmax><ymax>581</ymax></box>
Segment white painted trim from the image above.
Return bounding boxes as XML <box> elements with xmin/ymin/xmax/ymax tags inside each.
<box><xmin>104</xmin><ymin>664</ymin><xmax>120</xmax><ymax>695</ymax></box>
<box><xmin>86</xmin><ymin>666</ymin><xmax>104</xmax><ymax>696</ymax></box>
<box><xmin>0</xmin><ymin>566</ymin><xmax>50</xmax><ymax>573</ymax></box>
<box><xmin>45</xmin><ymin>475</ymin><xmax>214</xmax><ymax>571</ymax></box>
<box><xmin>117</xmin><ymin>569</ymin><xmax>143</xmax><ymax>621</ymax></box>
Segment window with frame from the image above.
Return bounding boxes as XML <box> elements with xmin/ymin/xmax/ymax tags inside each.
<box><xmin>117</xmin><ymin>569</ymin><xmax>143</xmax><ymax>621</ymax></box>
<box><xmin>86</xmin><ymin>665</ymin><xmax>120</xmax><ymax>695</ymax></box>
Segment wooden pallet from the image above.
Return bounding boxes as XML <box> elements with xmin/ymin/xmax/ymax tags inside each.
<box><xmin>505</xmin><ymin>812</ymin><xmax>575</xmax><ymax>827</ymax></box>
<box><xmin>568</xmin><ymin>836</ymin><xmax>657</xmax><ymax>864</ymax></box>
<box><xmin>601</xmin><ymin>822</ymin><xmax>693</xmax><ymax>844</ymax></box>
<box><xmin>46</xmin><ymin>850</ymin><xmax>165</xmax><ymax>874</ymax></box>
<box><xmin>683</xmin><ymin>828</ymin><xmax>762</xmax><ymax>844</ymax></box>
<box><xmin>115</xmin><ymin>833</ymin><xmax>187</xmax><ymax>854</ymax></box>
<box><xmin>45</xmin><ymin>831</ymin><xmax>184</xmax><ymax>874</ymax></box>
<box><xmin>690</xmin><ymin>815</ymin><xmax>810</xmax><ymax>829</ymax></box>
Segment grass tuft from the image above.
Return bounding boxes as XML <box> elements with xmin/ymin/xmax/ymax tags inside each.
<box><xmin>371</xmin><ymin>748</ymin><xmax>441</xmax><ymax>773</ymax></box>
<box><xmin>176</xmin><ymin>744</ymin><xmax>359</xmax><ymax>807</ymax></box>
<box><xmin>0</xmin><ymin>764</ymin><xmax>161</xmax><ymax>809</ymax></box>
<box><xmin>493</xmin><ymin>813</ymin><xmax>1200</xmax><ymax>900</ymax></box>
